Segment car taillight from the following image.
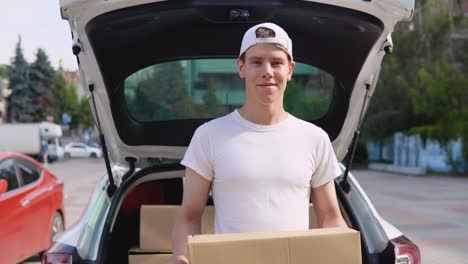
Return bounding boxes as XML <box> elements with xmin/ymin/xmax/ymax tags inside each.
<box><xmin>42</xmin><ymin>243</ymin><xmax>74</xmax><ymax>264</ymax></box>
<box><xmin>42</xmin><ymin>253</ymin><xmax>72</xmax><ymax>264</ymax></box>
<box><xmin>391</xmin><ymin>236</ymin><xmax>421</xmax><ymax>264</ymax></box>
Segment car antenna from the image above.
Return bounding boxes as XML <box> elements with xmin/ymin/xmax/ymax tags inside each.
<box><xmin>340</xmin><ymin>82</ymin><xmax>372</xmax><ymax>193</ymax></box>
<box><xmin>88</xmin><ymin>84</ymin><xmax>117</xmax><ymax>197</ymax></box>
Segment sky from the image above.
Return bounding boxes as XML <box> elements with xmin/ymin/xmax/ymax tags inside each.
<box><xmin>0</xmin><ymin>1</ymin><xmax>77</xmax><ymax>71</ymax></box>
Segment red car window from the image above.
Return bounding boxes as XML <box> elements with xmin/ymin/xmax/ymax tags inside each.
<box><xmin>0</xmin><ymin>159</ymin><xmax>20</xmax><ymax>192</ymax></box>
<box><xmin>16</xmin><ymin>159</ymin><xmax>41</xmax><ymax>186</ymax></box>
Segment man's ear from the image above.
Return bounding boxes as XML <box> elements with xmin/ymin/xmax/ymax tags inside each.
<box><xmin>287</xmin><ymin>61</ymin><xmax>296</xmax><ymax>81</ymax></box>
<box><xmin>237</xmin><ymin>58</ymin><xmax>245</xmax><ymax>79</ymax></box>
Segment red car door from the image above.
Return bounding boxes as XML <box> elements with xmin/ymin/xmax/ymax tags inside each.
<box><xmin>15</xmin><ymin>158</ymin><xmax>53</xmax><ymax>258</ymax></box>
<box><xmin>0</xmin><ymin>158</ymin><xmax>26</xmax><ymax>264</ymax></box>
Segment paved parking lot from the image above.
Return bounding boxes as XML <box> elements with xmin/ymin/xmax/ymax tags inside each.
<box><xmin>47</xmin><ymin>158</ymin><xmax>105</xmax><ymax>227</ymax></box>
<box><xmin>353</xmin><ymin>170</ymin><xmax>468</xmax><ymax>264</ymax></box>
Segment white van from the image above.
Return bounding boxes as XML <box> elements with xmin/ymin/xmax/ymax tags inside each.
<box><xmin>0</xmin><ymin>122</ymin><xmax>64</xmax><ymax>161</ymax></box>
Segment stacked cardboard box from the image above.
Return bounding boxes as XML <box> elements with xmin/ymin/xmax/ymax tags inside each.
<box><xmin>129</xmin><ymin>205</ymin><xmax>214</xmax><ymax>264</ymax></box>
<box><xmin>129</xmin><ymin>205</ymin><xmax>361</xmax><ymax>264</ymax></box>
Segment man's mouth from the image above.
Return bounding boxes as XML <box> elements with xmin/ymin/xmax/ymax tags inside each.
<box><xmin>257</xmin><ymin>83</ymin><xmax>276</xmax><ymax>87</ymax></box>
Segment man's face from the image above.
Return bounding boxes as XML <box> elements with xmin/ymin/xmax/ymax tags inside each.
<box><xmin>237</xmin><ymin>43</ymin><xmax>295</xmax><ymax>107</ymax></box>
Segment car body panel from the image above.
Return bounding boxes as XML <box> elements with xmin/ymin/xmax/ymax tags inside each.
<box><xmin>0</xmin><ymin>152</ymin><xmax>65</xmax><ymax>264</ymax></box>
<box><xmin>59</xmin><ymin>0</ymin><xmax>414</xmax><ymax>168</ymax></box>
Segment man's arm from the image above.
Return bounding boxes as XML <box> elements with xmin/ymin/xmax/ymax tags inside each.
<box><xmin>311</xmin><ymin>180</ymin><xmax>347</xmax><ymax>228</ymax></box>
<box><xmin>172</xmin><ymin>168</ymin><xmax>212</xmax><ymax>264</ymax></box>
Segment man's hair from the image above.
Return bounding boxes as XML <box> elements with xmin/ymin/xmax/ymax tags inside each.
<box><xmin>255</xmin><ymin>27</ymin><xmax>275</xmax><ymax>38</ymax></box>
<box><xmin>239</xmin><ymin>26</ymin><xmax>291</xmax><ymax>62</ymax></box>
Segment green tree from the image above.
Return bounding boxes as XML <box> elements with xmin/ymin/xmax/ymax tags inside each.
<box><xmin>409</xmin><ymin>60</ymin><xmax>467</xmax><ymax>172</ymax></box>
<box><xmin>361</xmin><ymin>0</ymin><xmax>468</xmax><ymax>172</ymax></box>
<box><xmin>284</xmin><ymin>78</ymin><xmax>330</xmax><ymax>120</ymax></box>
<box><xmin>30</xmin><ymin>48</ymin><xmax>55</xmax><ymax>121</ymax></box>
<box><xmin>8</xmin><ymin>36</ymin><xmax>34</xmax><ymax>122</ymax></box>
<box><xmin>284</xmin><ymin>79</ymin><xmax>306</xmax><ymax>117</ymax></box>
<box><xmin>202</xmin><ymin>77</ymin><xmax>225</xmax><ymax>116</ymax></box>
<box><xmin>77</xmin><ymin>97</ymin><xmax>94</xmax><ymax>129</ymax></box>
<box><xmin>0</xmin><ymin>65</ymin><xmax>8</xmax><ymax>79</ymax></box>
<box><xmin>362</xmin><ymin>0</ymin><xmax>454</xmax><ymax>146</ymax></box>
<box><xmin>409</xmin><ymin>61</ymin><xmax>466</xmax><ymax>140</ymax></box>
<box><xmin>362</xmin><ymin>54</ymin><xmax>423</xmax><ymax>141</ymax></box>
<box><xmin>65</xmin><ymin>83</ymin><xmax>80</xmax><ymax>129</ymax></box>
<box><xmin>132</xmin><ymin>61</ymin><xmax>192</xmax><ymax>120</ymax></box>
<box><xmin>52</xmin><ymin>74</ymin><xmax>80</xmax><ymax>128</ymax></box>
<box><xmin>52</xmin><ymin>74</ymin><xmax>68</xmax><ymax>123</ymax></box>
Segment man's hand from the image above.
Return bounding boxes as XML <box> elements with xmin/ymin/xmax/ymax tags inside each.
<box><xmin>172</xmin><ymin>168</ymin><xmax>212</xmax><ymax>264</ymax></box>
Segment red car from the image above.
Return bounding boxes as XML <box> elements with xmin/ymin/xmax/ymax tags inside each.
<box><xmin>0</xmin><ymin>152</ymin><xmax>65</xmax><ymax>264</ymax></box>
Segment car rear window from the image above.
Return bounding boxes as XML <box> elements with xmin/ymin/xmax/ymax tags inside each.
<box><xmin>124</xmin><ymin>59</ymin><xmax>336</xmax><ymax>122</ymax></box>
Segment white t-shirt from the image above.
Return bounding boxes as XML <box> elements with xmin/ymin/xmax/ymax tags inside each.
<box><xmin>181</xmin><ymin>110</ymin><xmax>342</xmax><ymax>234</ymax></box>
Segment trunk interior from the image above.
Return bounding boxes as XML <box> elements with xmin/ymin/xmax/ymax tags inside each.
<box><xmin>100</xmin><ymin>165</ymin><xmax>357</xmax><ymax>264</ymax></box>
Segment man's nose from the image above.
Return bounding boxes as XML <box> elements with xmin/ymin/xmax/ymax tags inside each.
<box><xmin>261</xmin><ymin>63</ymin><xmax>273</xmax><ymax>78</ymax></box>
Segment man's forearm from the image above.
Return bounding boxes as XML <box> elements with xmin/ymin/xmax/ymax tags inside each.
<box><xmin>172</xmin><ymin>212</ymin><xmax>202</xmax><ymax>264</ymax></box>
<box><xmin>318</xmin><ymin>214</ymin><xmax>347</xmax><ymax>228</ymax></box>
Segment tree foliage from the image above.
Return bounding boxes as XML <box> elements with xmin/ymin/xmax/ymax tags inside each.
<box><xmin>284</xmin><ymin>78</ymin><xmax>331</xmax><ymax>120</ymax></box>
<box><xmin>52</xmin><ymin>74</ymin><xmax>68</xmax><ymax>123</ymax></box>
<box><xmin>361</xmin><ymin>0</ymin><xmax>468</xmax><ymax>171</ymax></box>
<box><xmin>363</xmin><ymin>0</ymin><xmax>453</xmax><ymax>140</ymax></box>
<box><xmin>30</xmin><ymin>48</ymin><xmax>55</xmax><ymax>121</ymax></box>
<box><xmin>409</xmin><ymin>61</ymin><xmax>467</xmax><ymax>140</ymax></box>
<box><xmin>3</xmin><ymin>38</ymin><xmax>93</xmax><ymax>134</ymax></box>
<box><xmin>52</xmin><ymin>74</ymin><xmax>89</xmax><ymax>130</ymax></box>
<box><xmin>78</xmin><ymin>97</ymin><xmax>94</xmax><ymax>129</ymax></box>
<box><xmin>363</xmin><ymin>0</ymin><xmax>454</xmax><ymax>140</ymax></box>
<box><xmin>131</xmin><ymin>61</ymin><xmax>192</xmax><ymax>120</ymax></box>
<box><xmin>0</xmin><ymin>65</ymin><xmax>8</xmax><ymax>79</ymax></box>
<box><xmin>8</xmin><ymin>36</ymin><xmax>34</xmax><ymax>122</ymax></box>
<box><xmin>201</xmin><ymin>77</ymin><xmax>226</xmax><ymax>117</ymax></box>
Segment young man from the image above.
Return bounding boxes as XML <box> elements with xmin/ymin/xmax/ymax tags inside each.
<box><xmin>172</xmin><ymin>22</ymin><xmax>347</xmax><ymax>264</ymax></box>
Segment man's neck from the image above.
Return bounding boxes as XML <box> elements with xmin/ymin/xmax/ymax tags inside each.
<box><xmin>238</xmin><ymin>103</ymin><xmax>288</xmax><ymax>126</ymax></box>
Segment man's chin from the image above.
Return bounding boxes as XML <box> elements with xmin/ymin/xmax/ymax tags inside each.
<box><xmin>256</xmin><ymin>97</ymin><xmax>280</xmax><ymax>107</ymax></box>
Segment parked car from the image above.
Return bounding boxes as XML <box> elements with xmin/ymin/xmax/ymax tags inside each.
<box><xmin>63</xmin><ymin>142</ymin><xmax>103</xmax><ymax>159</ymax></box>
<box><xmin>44</xmin><ymin>0</ymin><xmax>419</xmax><ymax>263</ymax></box>
<box><xmin>86</xmin><ymin>141</ymin><xmax>101</xmax><ymax>149</ymax></box>
<box><xmin>0</xmin><ymin>152</ymin><xmax>65</xmax><ymax>264</ymax></box>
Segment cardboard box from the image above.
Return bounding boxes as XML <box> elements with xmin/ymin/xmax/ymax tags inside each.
<box><xmin>128</xmin><ymin>248</ymin><xmax>172</xmax><ymax>264</ymax></box>
<box><xmin>140</xmin><ymin>205</ymin><xmax>214</xmax><ymax>250</ymax></box>
<box><xmin>188</xmin><ymin>227</ymin><xmax>361</xmax><ymax>264</ymax></box>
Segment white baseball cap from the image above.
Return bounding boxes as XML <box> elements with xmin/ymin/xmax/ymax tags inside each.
<box><xmin>239</xmin><ymin>22</ymin><xmax>293</xmax><ymax>60</ymax></box>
